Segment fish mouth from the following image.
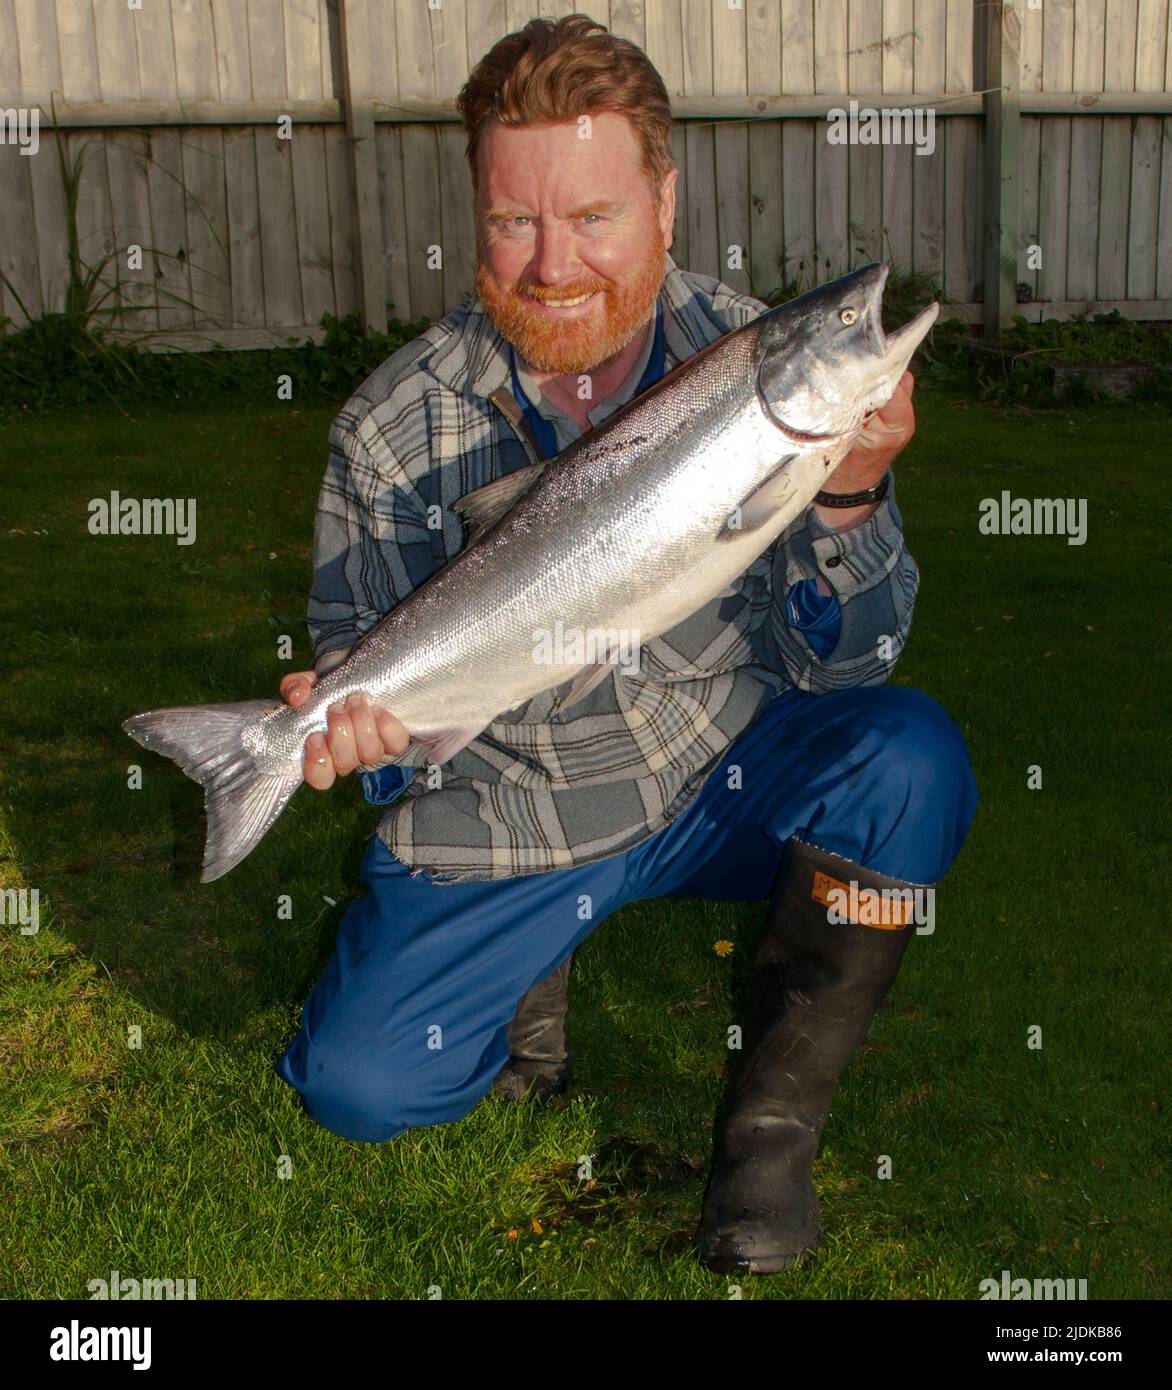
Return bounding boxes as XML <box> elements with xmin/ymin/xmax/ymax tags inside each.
<box><xmin>776</xmin><ymin>422</ymin><xmax>843</xmax><ymax>444</ymax></box>
<box><xmin>879</xmin><ymin>297</ymin><xmax>940</xmax><ymax>362</ymax></box>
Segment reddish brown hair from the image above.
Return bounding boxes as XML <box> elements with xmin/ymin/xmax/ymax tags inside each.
<box><xmin>455</xmin><ymin>13</ymin><xmax>675</xmax><ymax>196</ymax></box>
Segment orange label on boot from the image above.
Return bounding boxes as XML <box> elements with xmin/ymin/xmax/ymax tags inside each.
<box><xmin>811</xmin><ymin>871</ymin><xmax>913</xmax><ymax>928</ymax></box>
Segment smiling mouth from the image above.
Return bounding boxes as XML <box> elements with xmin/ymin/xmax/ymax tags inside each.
<box><xmin>527</xmin><ymin>290</ymin><xmax>601</xmax><ymax>309</ymax></box>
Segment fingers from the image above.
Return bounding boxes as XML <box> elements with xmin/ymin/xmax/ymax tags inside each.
<box><xmin>343</xmin><ymin>693</ymin><xmax>386</xmax><ymax>767</ymax></box>
<box><xmin>877</xmin><ymin>374</ymin><xmax>916</xmax><ymax>429</ymax></box>
<box><xmin>303</xmin><ymin>732</ymin><xmax>335</xmax><ymax>790</ymax></box>
<box><xmin>374</xmin><ymin>707</ymin><xmax>411</xmax><ymax>757</ymax></box>
<box><xmin>299</xmin><ymin>690</ymin><xmax>411</xmax><ymax>790</ymax></box>
<box><xmin>281</xmin><ymin>669</ymin><xmax>317</xmax><ymax>708</ymax></box>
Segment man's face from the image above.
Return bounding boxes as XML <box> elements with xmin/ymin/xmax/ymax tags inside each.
<box><xmin>474</xmin><ymin>111</ymin><xmax>677</xmax><ymax>375</ymax></box>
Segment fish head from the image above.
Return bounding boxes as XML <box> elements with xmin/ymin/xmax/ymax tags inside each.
<box><xmin>755</xmin><ymin>262</ymin><xmax>939</xmax><ymax>446</ymax></box>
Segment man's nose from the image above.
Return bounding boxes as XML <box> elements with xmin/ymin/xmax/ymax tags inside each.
<box><xmin>529</xmin><ymin>222</ymin><xmax>584</xmax><ymax>287</ymax></box>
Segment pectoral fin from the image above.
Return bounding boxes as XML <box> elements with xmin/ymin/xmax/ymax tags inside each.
<box><xmin>717</xmin><ymin>454</ymin><xmax>800</xmax><ymax>541</ymax></box>
<box><xmin>452</xmin><ymin>464</ymin><xmax>546</xmax><ymax>544</ymax></box>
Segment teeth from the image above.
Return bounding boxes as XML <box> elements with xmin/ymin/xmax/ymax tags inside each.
<box><xmin>541</xmin><ymin>292</ymin><xmax>594</xmax><ymax>308</ymax></box>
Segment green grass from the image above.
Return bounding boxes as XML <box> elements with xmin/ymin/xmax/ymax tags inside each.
<box><xmin>1</xmin><ymin>389</ymin><xmax>1168</xmax><ymax>1299</ymax></box>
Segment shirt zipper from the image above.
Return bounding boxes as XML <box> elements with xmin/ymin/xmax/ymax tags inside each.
<box><xmin>487</xmin><ymin>386</ymin><xmax>544</xmax><ymax>466</ymax></box>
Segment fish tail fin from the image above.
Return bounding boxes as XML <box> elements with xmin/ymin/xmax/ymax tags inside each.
<box><xmin>122</xmin><ymin>699</ymin><xmax>300</xmax><ymax>882</ymax></box>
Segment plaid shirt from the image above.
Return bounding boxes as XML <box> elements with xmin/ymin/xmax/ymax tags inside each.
<box><xmin>307</xmin><ymin>254</ymin><xmax>919</xmax><ymax>883</ymax></box>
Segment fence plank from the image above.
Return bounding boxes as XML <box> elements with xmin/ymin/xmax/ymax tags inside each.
<box><xmin>815</xmin><ymin>0</ymin><xmax>849</xmax><ymax>281</ymax></box>
<box><xmin>182</xmin><ymin>129</ymin><xmax>232</xmax><ymax>327</ymax></box>
<box><xmin>714</xmin><ymin>0</ymin><xmax>751</xmax><ymax>298</ymax></box>
<box><xmin>646</xmin><ymin>0</ymin><xmax>687</xmax><ymax>264</ymax></box>
<box><xmin>1097</xmin><ymin>0</ymin><xmax>1138</xmax><ymax>302</ymax></box>
<box><xmin>397</xmin><ymin>0</ymin><xmax>444</xmax><ymax>321</ymax></box>
<box><xmin>781</xmin><ymin>2</ymin><xmax>816</xmax><ymax>291</ymax></box>
<box><xmin>1129</xmin><ymin>0</ymin><xmax>1169</xmax><ymax>297</ymax></box>
<box><xmin>1036</xmin><ymin>0</ymin><xmax>1072</xmax><ymax>308</ymax></box>
<box><xmin>912</xmin><ymin>0</ymin><xmax>946</xmax><ymax>289</ymax></box>
<box><xmin>847</xmin><ymin>0</ymin><xmax>882</xmax><ymax>265</ymax></box>
<box><xmin>746</xmin><ymin>0</ymin><xmax>782</xmax><ymax>300</ymax></box>
<box><xmin>212</xmin><ymin>0</ymin><xmax>264</xmax><ymax>327</ymax></box>
<box><xmin>682</xmin><ymin>0</ymin><xmax>717</xmax><ymax>278</ymax></box>
<box><xmin>1066</xmin><ymin>0</ymin><xmax>1104</xmax><ymax>300</ymax></box>
<box><xmin>982</xmin><ymin>0</ymin><xmax>1021</xmax><ymax>335</ymax></box>
<box><xmin>882</xmin><ymin>1</ymin><xmax>916</xmax><ymax>275</ymax></box>
<box><xmin>249</xmin><ymin>0</ymin><xmax>305</xmax><ymax>328</ymax></box>
<box><xmin>377</xmin><ymin>125</ymin><xmax>413</xmax><ymax>321</ymax></box>
<box><xmin>95</xmin><ymin>2</ymin><xmax>157</xmax><ymax>332</ymax></box>
<box><xmin>609</xmin><ymin>0</ymin><xmax>646</xmax><ymax>46</ymax></box>
<box><xmin>0</xmin><ymin>0</ymin><xmax>40</xmax><ymax>322</ymax></box>
<box><xmin>1018</xmin><ymin>114</ymin><xmax>1041</xmax><ymax>303</ymax></box>
<box><xmin>287</xmin><ymin>0</ymin><xmax>336</xmax><ymax>325</ymax></box>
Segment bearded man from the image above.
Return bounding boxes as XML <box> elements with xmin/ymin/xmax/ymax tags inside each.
<box><xmin>274</xmin><ymin>14</ymin><xmax>978</xmax><ymax>1275</ymax></box>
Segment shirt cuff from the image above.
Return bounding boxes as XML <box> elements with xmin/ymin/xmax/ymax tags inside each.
<box><xmin>805</xmin><ymin>475</ymin><xmax>905</xmax><ymax>601</ymax></box>
<box><xmin>359</xmin><ymin>763</ymin><xmax>414</xmax><ymax>805</ymax></box>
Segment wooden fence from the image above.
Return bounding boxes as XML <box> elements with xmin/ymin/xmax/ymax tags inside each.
<box><xmin>1</xmin><ymin>0</ymin><xmax>1171</xmax><ymax>348</ymax></box>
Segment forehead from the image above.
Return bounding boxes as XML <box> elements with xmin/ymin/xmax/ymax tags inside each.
<box><xmin>477</xmin><ymin>111</ymin><xmax>649</xmax><ymax>209</ymax></box>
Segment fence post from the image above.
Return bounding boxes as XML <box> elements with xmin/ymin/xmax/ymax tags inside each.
<box><xmin>982</xmin><ymin>0</ymin><xmax>1021</xmax><ymax>338</ymax></box>
<box><xmin>339</xmin><ymin>0</ymin><xmax>387</xmax><ymax>333</ymax></box>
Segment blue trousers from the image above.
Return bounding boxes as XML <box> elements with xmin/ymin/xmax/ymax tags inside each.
<box><xmin>275</xmin><ymin>685</ymin><xmax>978</xmax><ymax>1143</ymax></box>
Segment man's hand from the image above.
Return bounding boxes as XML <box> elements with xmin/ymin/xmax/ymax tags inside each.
<box><xmin>280</xmin><ymin>671</ymin><xmax>410</xmax><ymax>790</ymax></box>
<box><xmin>829</xmin><ymin>369</ymin><xmax>917</xmax><ymax>491</ymax></box>
<box><xmin>811</xmin><ymin>370</ymin><xmax>916</xmax><ymax>534</ymax></box>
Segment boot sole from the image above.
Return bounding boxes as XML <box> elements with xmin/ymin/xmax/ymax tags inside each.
<box><xmin>699</xmin><ymin>1237</ymin><xmax>819</xmax><ymax>1275</ymax></box>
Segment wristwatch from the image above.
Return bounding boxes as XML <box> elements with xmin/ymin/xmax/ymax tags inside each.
<box><xmin>814</xmin><ymin>471</ymin><xmax>891</xmax><ymax>508</ymax></box>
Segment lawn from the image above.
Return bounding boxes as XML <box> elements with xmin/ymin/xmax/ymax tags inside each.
<box><xmin>1</xmin><ymin>385</ymin><xmax>1168</xmax><ymax>1299</ymax></box>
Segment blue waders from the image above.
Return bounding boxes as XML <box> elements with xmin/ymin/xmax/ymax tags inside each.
<box><xmin>275</xmin><ymin>685</ymin><xmax>977</xmax><ymax>1143</ymax></box>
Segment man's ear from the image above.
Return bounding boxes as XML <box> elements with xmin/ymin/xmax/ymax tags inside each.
<box><xmin>658</xmin><ymin>166</ymin><xmax>679</xmax><ymax>249</ymax></box>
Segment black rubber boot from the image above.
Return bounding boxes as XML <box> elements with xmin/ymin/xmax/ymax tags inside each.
<box><xmin>492</xmin><ymin>954</ymin><xmax>573</xmax><ymax>1103</ymax></box>
<box><xmin>698</xmin><ymin>839</ymin><xmax>926</xmax><ymax>1274</ymax></box>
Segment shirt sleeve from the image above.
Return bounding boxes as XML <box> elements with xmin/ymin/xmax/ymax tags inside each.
<box><xmin>764</xmin><ymin>470</ymin><xmax>919</xmax><ymax>690</ymax></box>
<box><xmin>306</xmin><ymin>408</ymin><xmax>438</xmax><ymax>776</ymax></box>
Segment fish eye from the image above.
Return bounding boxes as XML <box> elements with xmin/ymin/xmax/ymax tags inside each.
<box><xmin>839</xmin><ymin>306</ymin><xmax>859</xmax><ymax>325</ymax></box>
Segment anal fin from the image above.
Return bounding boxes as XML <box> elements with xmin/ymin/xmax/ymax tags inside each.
<box><xmin>414</xmin><ymin>722</ymin><xmax>491</xmax><ymax>766</ymax></box>
<box><xmin>555</xmin><ymin>660</ymin><xmax>620</xmax><ymax>715</ymax></box>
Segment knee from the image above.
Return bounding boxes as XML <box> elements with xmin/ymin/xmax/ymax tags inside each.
<box><xmin>855</xmin><ymin>686</ymin><xmax>977</xmax><ymax>812</ymax></box>
<box><xmin>278</xmin><ymin>1045</ymin><xmax>410</xmax><ymax>1144</ymax></box>
<box><xmin>277</xmin><ymin>1022</ymin><xmax>503</xmax><ymax>1144</ymax></box>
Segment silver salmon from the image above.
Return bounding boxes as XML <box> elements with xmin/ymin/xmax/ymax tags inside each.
<box><xmin>123</xmin><ymin>262</ymin><xmax>937</xmax><ymax>881</ymax></box>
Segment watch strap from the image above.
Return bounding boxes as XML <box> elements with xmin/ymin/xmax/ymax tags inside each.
<box><xmin>814</xmin><ymin>471</ymin><xmax>891</xmax><ymax>508</ymax></box>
